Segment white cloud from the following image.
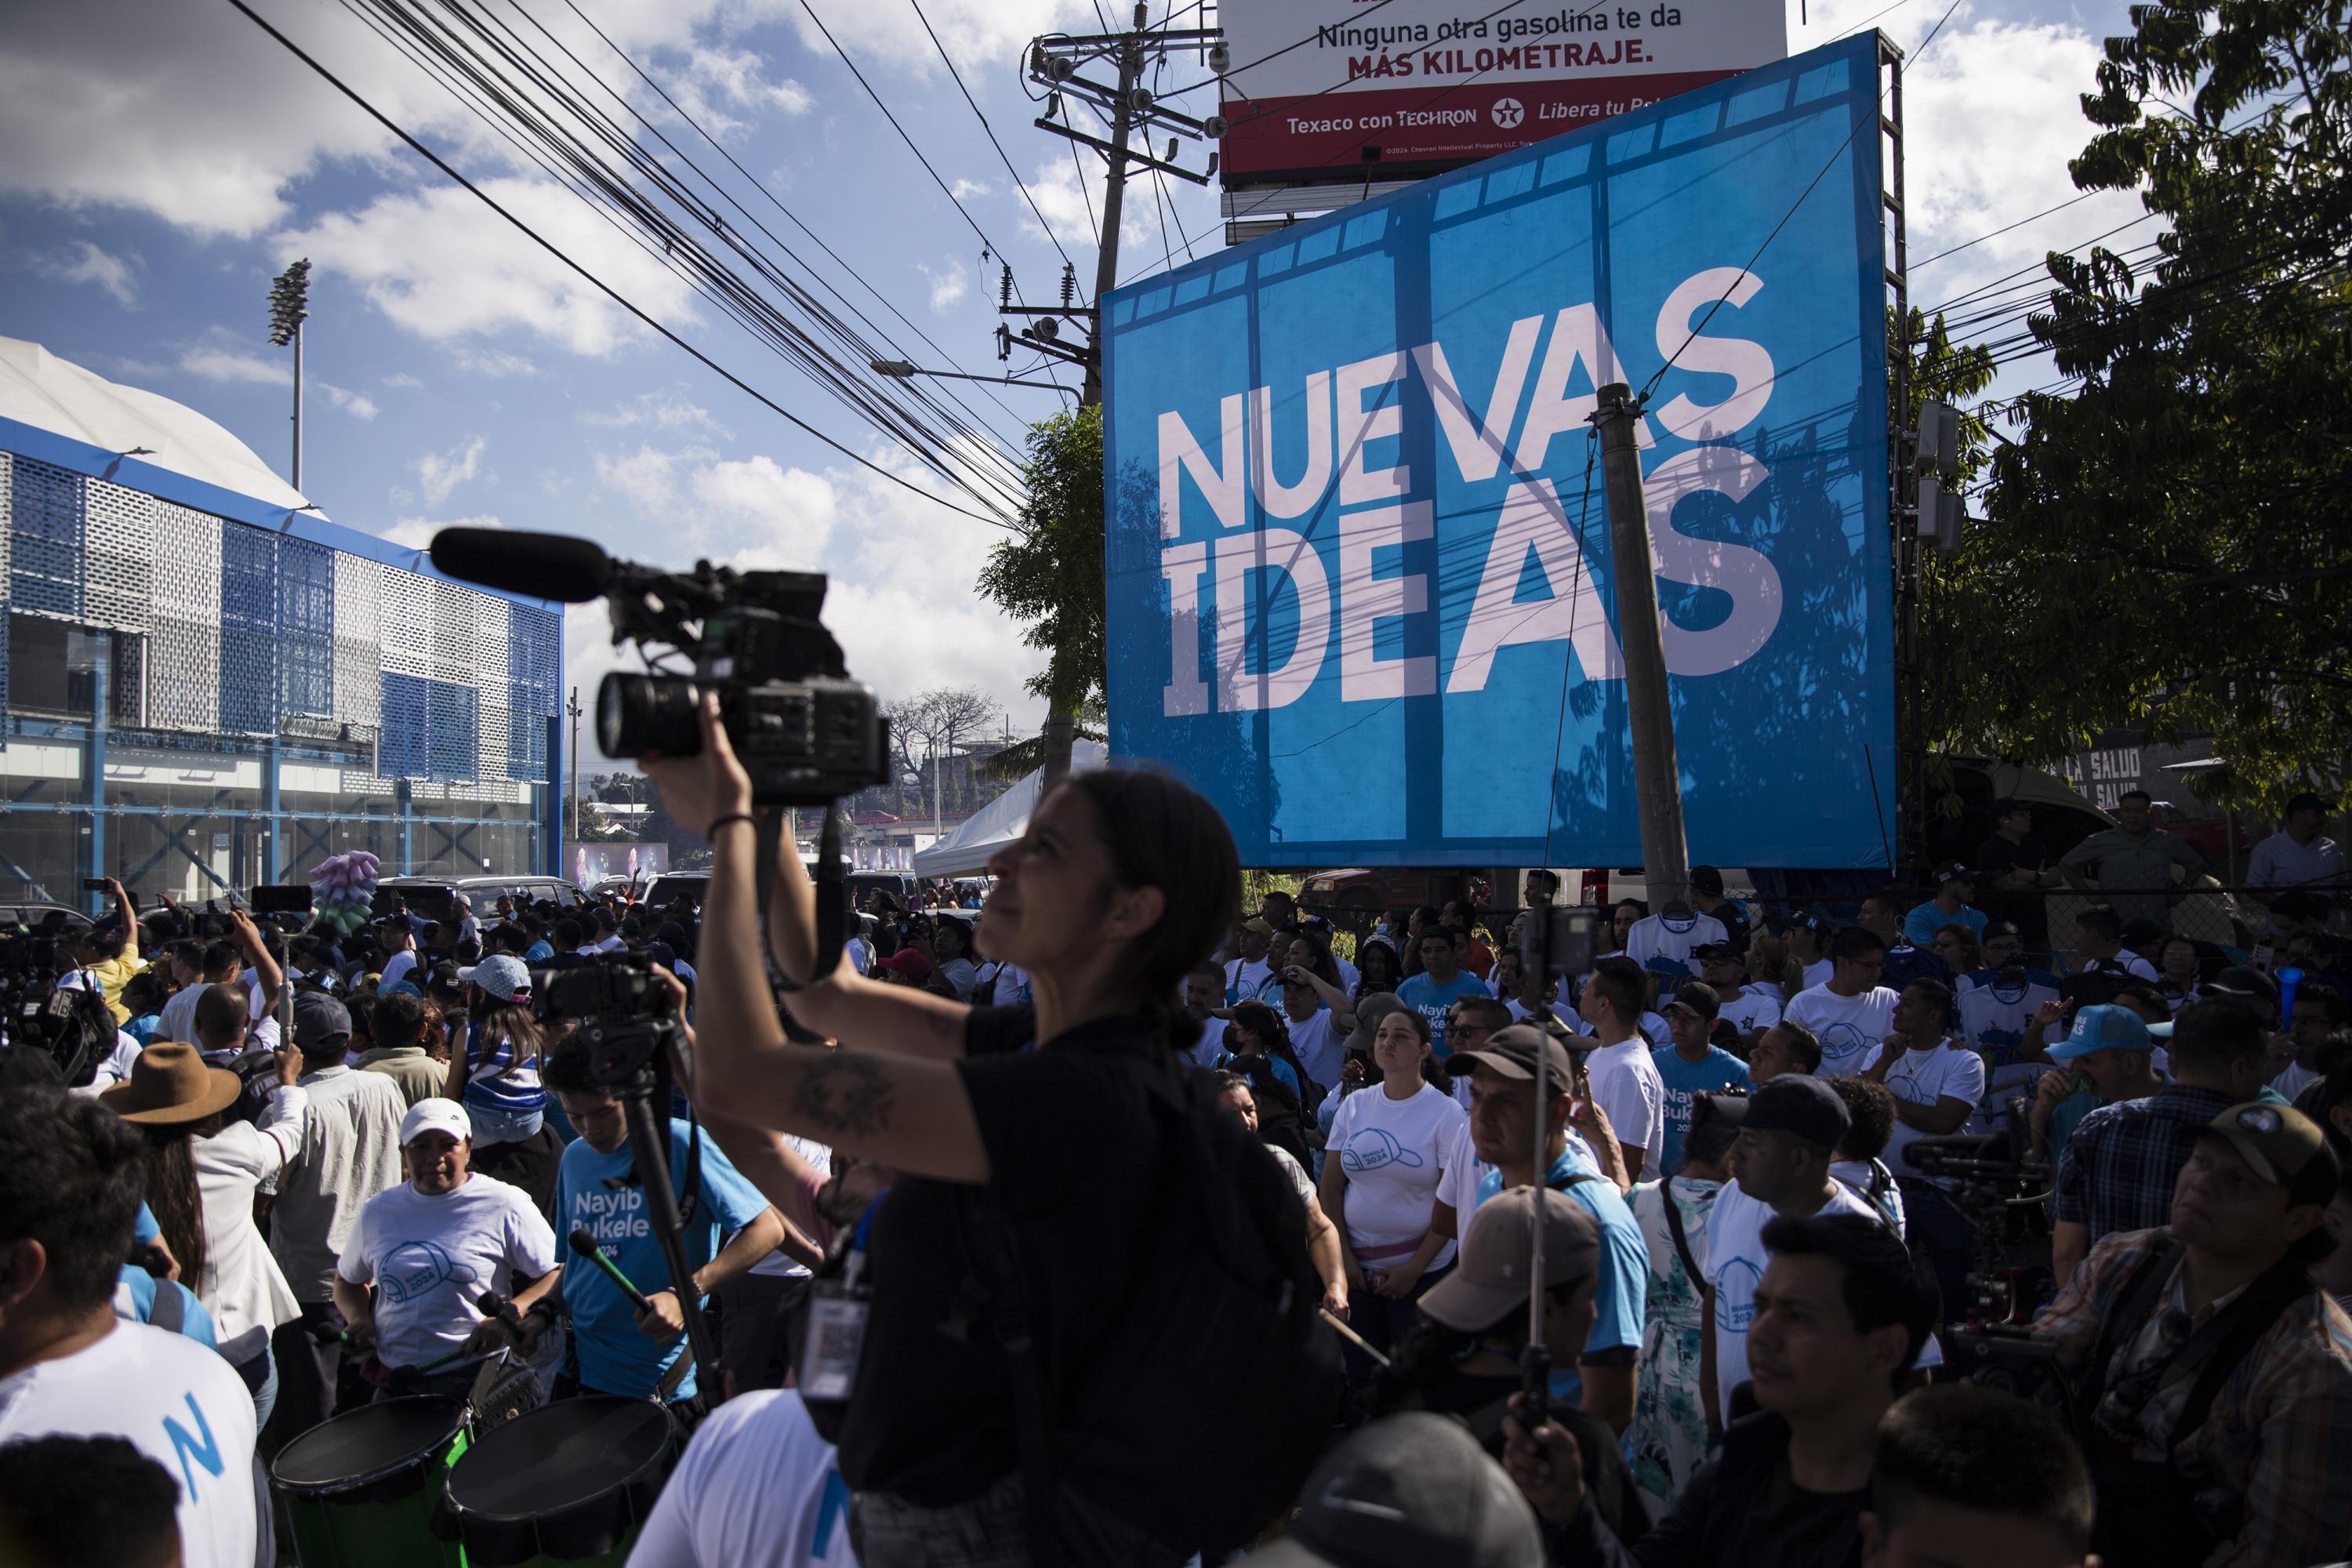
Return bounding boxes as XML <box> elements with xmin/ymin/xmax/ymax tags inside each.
<box><xmin>1021</xmin><ymin>154</ymin><xmax>1149</xmax><ymax>257</ymax></box>
<box><xmin>949</xmin><ymin>178</ymin><xmax>993</xmax><ymax>201</ymax></box>
<box><xmin>655</xmin><ymin>43</ymin><xmax>814</xmax><ymax>140</ymax></box>
<box><xmin>31</xmin><ymin>240</ymin><xmax>140</xmax><ymax>307</ymax></box>
<box><xmin>920</xmin><ymin>260</ymin><xmax>969</xmax><ymax>314</ymax></box>
<box><xmin>383</xmin><ymin>372</ymin><xmax>425</xmax><ymax>390</ymax></box>
<box><xmin>382</xmin><ymin>513</ymin><xmax>502</xmax><ymax>550</ymax></box>
<box><xmin>320</xmin><ymin>382</ymin><xmax>380</xmax><ymax>420</ymax></box>
<box><xmin>579</xmin><ymin>389</ymin><xmax>729</xmax><ymax>437</ymax></box>
<box><xmin>450</xmin><ymin>348</ymin><xmax>539</xmax><ymax>379</ymax></box>
<box><xmin>278</xmin><ymin>176</ymin><xmax>703</xmax><ymax>358</ymax></box>
<box><xmin>416</xmin><ymin>435</ymin><xmax>488</xmax><ymax>506</ymax></box>
<box><xmin>779</xmin><ymin>0</ymin><xmax>1092</xmax><ymax>78</ymax></box>
<box><xmin>180</xmin><ymin>343</ymin><xmax>290</xmax><ymax>387</ymax></box>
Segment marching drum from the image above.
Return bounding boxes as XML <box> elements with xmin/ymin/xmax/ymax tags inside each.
<box><xmin>270</xmin><ymin>1396</ymin><xmax>470</xmax><ymax>1568</ymax></box>
<box><xmin>438</xmin><ymin>1396</ymin><xmax>679</xmax><ymax>1566</ymax></box>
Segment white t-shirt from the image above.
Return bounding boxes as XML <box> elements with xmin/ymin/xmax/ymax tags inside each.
<box><xmin>0</xmin><ymin>1319</ymin><xmax>258</xmax><ymax>1568</ymax></box>
<box><xmin>2248</xmin><ymin>830</ymin><xmax>2343</xmax><ymax>931</ymax></box>
<box><xmin>1801</xmin><ymin>958</ymin><xmax>1834</xmax><ymax>990</ymax></box>
<box><xmin>750</xmin><ymin>1136</ymin><xmax>833</xmax><ymax>1282</ymax></box>
<box><xmin>1225</xmin><ymin>956</ymin><xmax>1272</xmax><ymax>1000</ymax></box>
<box><xmin>1624</xmin><ymin>911</ymin><xmax>1729</xmax><ymax>975</ymax></box>
<box><xmin>1268</xmin><ymin>1144</ymin><xmax>1319</xmax><ymax>1210</ymax></box>
<box><xmin>1782</xmin><ymin>985</ymin><xmax>1900</xmax><ymax>1077</ymax></box>
<box><xmin>74</xmin><ymin>1030</ymin><xmax>144</xmax><ymax>1097</ymax></box>
<box><xmin>1287</xmin><ymin>1008</ymin><xmax>1347</xmax><ymax>1095</ymax></box>
<box><xmin>626</xmin><ymin>1389</ymin><xmax>854</xmax><ymax>1568</ymax></box>
<box><xmin>379</xmin><ymin>949</ymin><xmax>420</xmax><ymax>990</ymax></box>
<box><xmin>1719</xmin><ymin>984</ymin><xmax>1784</xmax><ymax>1036</ymax></box>
<box><xmin>1704</xmin><ymin>1177</ymin><xmax>1885</xmax><ymax>1421</ymax></box>
<box><xmin>1585</xmin><ymin>1038</ymin><xmax>1667</xmax><ymax>1163</ymax></box>
<box><xmin>2082</xmin><ymin>950</ymin><xmax>2159</xmax><ymax>983</ymax></box>
<box><xmin>194</xmin><ymin>1084</ymin><xmax>310</xmax><ymax>1352</ymax></box>
<box><xmin>1860</xmin><ymin>1042</ymin><xmax>1989</xmax><ymax>1180</ymax></box>
<box><xmin>2274</xmin><ymin>1062</ymin><xmax>2325</xmax><ymax>1102</ymax></box>
<box><xmin>1829</xmin><ymin>1158</ymin><xmax>1907</xmax><ymax>1237</ymax></box>
<box><xmin>336</xmin><ymin>1174</ymin><xmax>559</xmax><ymax>1370</ymax></box>
<box><xmin>1327</xmin><ymin>1081</ymin><xmax>1468</xmax><ymax>1271</ymax></box>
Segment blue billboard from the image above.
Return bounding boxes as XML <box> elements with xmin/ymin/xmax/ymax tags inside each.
<box><xmin>1102</xmin><ymin>35</ymin><xmax>1895</xmax><ymax>869</ymax></box>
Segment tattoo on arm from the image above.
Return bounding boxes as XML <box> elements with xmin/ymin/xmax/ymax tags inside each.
<box><xmin>792</xmin><ymin>1053</ymin><xmax>898</xmax><ymax>1138</ymax></box>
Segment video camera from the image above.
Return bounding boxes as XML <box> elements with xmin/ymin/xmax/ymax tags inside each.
<box><xmin>530</xmin><ymin>950</ymin><xmax>682</xmax><ymax>1089</ymax></box>
<box><xmin>0</xmin><ymin>933</ymin><xmax>114</xmax><ymax>1086</ymax></box>
<box><xmin>430</xmin><ymin>528</ymin><xmax>890</xmax><ymax>808</ymax></box>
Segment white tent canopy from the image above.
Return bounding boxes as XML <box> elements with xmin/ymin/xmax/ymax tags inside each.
<box><xmin>911</xmin><ymin>741</ymin><xmax>1107</xmax><ymax>877</ymax></box>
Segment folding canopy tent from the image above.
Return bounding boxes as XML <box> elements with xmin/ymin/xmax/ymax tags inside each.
<box><xmin>909</xmin><ymin>741</ymin><xmax>1106</xmax><ymax>877</ymax></box>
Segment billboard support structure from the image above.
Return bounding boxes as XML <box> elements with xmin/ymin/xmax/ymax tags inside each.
<box><xmin>1879</xmin><ymin>38</ymin><xmax>1919</xmax><ymax>872</ymax></box>
<box><xmin>1592</xmin><ymin>383</ymin><xmax>1690</xmax><ymax>910</ymax></box>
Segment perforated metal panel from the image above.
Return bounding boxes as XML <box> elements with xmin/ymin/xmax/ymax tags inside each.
<box><xmin>277</xmin><ymin>535</ymin><xmax>335</xmax><ymax>720</ymax></box>
<box><xmin>427</xmin><ymin>678</ymin><xmax>478</xmax><ymax>782</ymax></box>
<box><xmin>10</xmin><ymin>456</ymin><xmax>84</xmax><ymax>619</ymax></box>
<box><xmin>217</xmin><ymin>524</ymin><xmax>278</xmax><ymax>735</ymax></box>
<box><xmin>379</xmin><ymin>671</ymin><xmax>430</xmax><ymax>779</ymax></box>
<box><xmin>474</xmin><ymin>598</ymin><xmax>509</xmax><ymax>781</ymax></box>
<box><xmin>506</xmin><ymin>601</ymin><xmax>561</xmax><ymax>781</ymax></box>
<box><xmin>147</xmin><ymin>503</ymin><xmax>223</xmax><ymax>733</ymax></box>
<box><xmin>0</xmin><ymin>456</ymin><xmax>12</xmax><ymax>724</ymax></box>
<box><xmin>429</xmin><ymin>580</ymin><xmax>478</xmax><ymax>685</ymax></box>
<box><xmin>332</xmin><ymin>554</ymin><xmax>381</xmax><ymax>734</ymax></box>
<box><xmin>379</xmin><ymin>567</ymin><xmax>432</xmax><ymax>679</ymax></box>
<box><xmin>83</xmin><ymin>477</ymin><xmax>157</xmax><ymax>633</ymax></box>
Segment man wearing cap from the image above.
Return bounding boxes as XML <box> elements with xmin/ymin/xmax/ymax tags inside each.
<box><xmin>2030</xmin><ymin>1003</ymin><xmax>2166</xmax><ymax>1167</ymax></box>
<box><xmin>2061</xmin><ymin>787</ymin><xmax>2209</xmax><ymax>934</ymax></box>
<box><xmin>1408</xmin><ymin>1188</ymin><xmax>1650</xmax><ymax>1543</ymax></box>
<box><xmin>2032</xmin><ymin>1101</ymin><xmax>2352</xmax><ymax>1566</ymax></box>
<box><xmin>1902</xmin><ymin>865</ymin><xmax>1987</xmax><ymax>949</ymax></box>
<box><xmin>1697</xmin><ymin>944</ymin><xmax>1780</xmax><ymax>1041</ymax></box>
<box><xmin>1974</xmin><ymin>798</ymin><xmax>2060</xmax><ymax>946</ymax></box>
<box><xmin>877</xmin><ymin>946</ymin><xmax>937</xmax><ymax>989</ymax></box>
<box><xmin>1699</xmin><ymin>1076</ymin><xmax>1886</xmax><ymax>1428</ymax></box>
<box><xmin>332</xmin><ymin>1098</ymin><xmax>561</xmax><ymax>1402</ymax></box>
<box><xmin>1652</xmin><ymin>984</ymin><xmax>1751</xmax><ymax>1176</ymax></box>
<box><xmin>1236</xmin><ymin>1410</ymin><xmax>1546</xmax><ymax>1568</ymax></box>
<box><xmin>1226</xmin><ymin>918</ymin><xmax>1276</xmax><ymax>1003</ymax></box>
<box><xmin>376</xmin><ymin>919</ymin><xmax>421</xmax><ymax>993</ymax></box>
<box><xmin>1432</xmin><ymin>1025</ymin><xmax>1650</xmax><ymax>1435</ymax></box>
<box><xmin>2053</xmin><ymin>998</ymin><xmax>2281</xmax><ymax>1285</ymax></box>
<box><xmin>264</xmin><ymin>991</ymin><xmax>408</xmax><ymax>1440</ymax></box>
<box><xmin>2246</xmin><ymin>793</ymin><xmax>2343</xmax><ymax>935</ymax></box>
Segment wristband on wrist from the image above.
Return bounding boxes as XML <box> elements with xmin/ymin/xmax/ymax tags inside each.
<box><xmin>706</xmin><ymin>812</ymin><xmax>756</xmax><ymax>837</ymax></box>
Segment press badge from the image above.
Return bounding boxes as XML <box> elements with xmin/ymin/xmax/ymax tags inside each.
<box><xmin>797</xmin><ymin>1272</ymin><xmax>871</xmax><ymax>1402</ymax></box>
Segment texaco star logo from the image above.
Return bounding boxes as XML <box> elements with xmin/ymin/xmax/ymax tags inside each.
<box><xmin>1492</xmin><ymin>97</ymin><xmax>1525</xmax><ymax>129</ymax></box>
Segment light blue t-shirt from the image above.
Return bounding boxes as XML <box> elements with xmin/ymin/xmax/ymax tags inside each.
<box><xmin>114</xmin><ymin>1265</ymin><xmax>217</xmax><ymax>1348</ymax></box>
<box><xmin>1472</xmin><ymin>1150</ymin><xmax>1646</xmax><ymax>1403</ymax></box>
<box><xmin>1903</xmin><ymin>899</ymin><xmax>1988</xmax><ymax>946</ymax></box>
<box><xmin>1396</xmin><ymin>971</ymin><xmax>1494</xmax><ymax>1057</ymax></box>
<box><xmin>1219</xmin><ymin>1051</ymin><xmax>1302</xmax><ymax>1099</ymax></box>
<box><xmin>1650</xmin><ymin>1045</ymin><xmax>1752</xmax><ymax>1174</ymax></box>
<box><xmin>557</xmin><ymin>1120</ymin><xmax>770</xmax><ymax>1401</ymax></box>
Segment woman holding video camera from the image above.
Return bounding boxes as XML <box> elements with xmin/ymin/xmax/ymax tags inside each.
<box><xmin>644</xmin><ymin>694</ymin><xmax>1309</xmax><ymax>1566</ymax></box>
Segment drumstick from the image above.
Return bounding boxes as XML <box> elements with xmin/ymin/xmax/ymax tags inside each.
<box><xmin>568</xmin><ymin>1229</ymin><xmax>655</xmax><ymax>1313</ymax></box>
<box><xmin>1318</xmin><ymin>1305</ymin><xmax>1391</xmax><ymax>1369</ymax></box>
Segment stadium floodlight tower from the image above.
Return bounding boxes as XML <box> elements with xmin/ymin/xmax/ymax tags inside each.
<box><xmin>267</xmin><ymin>258</ymin><xmax>312</xmax><ymax>490</ymax></box>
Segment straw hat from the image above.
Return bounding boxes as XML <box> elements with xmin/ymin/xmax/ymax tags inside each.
<box><xmin>98</xmin><ymin>1043</ymin><xmax>242</xmax><ymax>1125</ymax></box>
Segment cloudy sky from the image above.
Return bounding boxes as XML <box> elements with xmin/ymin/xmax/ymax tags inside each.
<box><xmin>0</xmin><ymin>0</ymin><xmax>2141</xmax><ymax>760</ymax></box>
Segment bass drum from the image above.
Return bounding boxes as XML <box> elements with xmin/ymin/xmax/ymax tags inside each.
<box><xmin>439</xmin><ymin>1396</ymin><xmax>678</xmax><ymax>1566</ymax></box>
<box><xmin>270</xmin><ymin>1396</ymin><xmax>469</xmax><ymax>1568</ymax></box>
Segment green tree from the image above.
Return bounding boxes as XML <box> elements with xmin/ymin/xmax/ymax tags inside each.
<box><xmin>1931</xmin><ymin>0</ymin><xmax>2351</xmax><ymax>810</ymax></box>
<box><xmin>977</xmin><ymin>405</ymin><xmax>1106</xmax><ymax>785</ymax></box>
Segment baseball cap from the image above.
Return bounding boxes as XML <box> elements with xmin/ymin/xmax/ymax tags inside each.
<box><xmin>2048</xmin><ymin>1003</ymin><xmax>2152</xmax><ymax>1060</ymax></box>
<box><xmin>457</xmin><ymin>953</ymin><xmax>532</xmax><ymax>1004</ymax></box>
<box><xmin>1446</xmin><ymin>1024</ymin><xmax>1573</xmax><ymax>1085</ymax></box>
<box><xmin>1661</xmin><ymin>982</ymin><xmax>1721</xmax><ymax>1021</ymax></box>
<box><xmin>1742</xmin><ymin>1073</ymin><xmax>1850</xmax><ymax>1150</ymax></box>
<box><xmin>1935</xmin><ymin>862</ymin><xmax>1973</xmax><ymax>886</ymax></box>
<box><xmin>1690</xmin><ymin>866</ymin><xmax>1726</xmax><ymax>895</ymax></box>
<box><xmin>1241</xmin><ymin>917</ymin><xmax>1273</xmax><ymax>935</ymax></box>
<box><xmin>881</xmin><ymin>948</ymin><xmax>935</xmax><ymax>982</ymax></box>
<box><xmin>1693</xmin><ymin>941</ymin><xmax>1743</xmax><ymax>964</ymax></box>
<box><xmin>292</xmin><ymin>991</ymin><xmax>354</xmax><ymax>1051</ymax></box>
<box><xmin>2285</xmin><ymin>791</ymin><xmax>2334</xmax><ymax>816</ymax></box>
<box><xmin>1239</xmin><ymin>1412</ymin><xmax>1541</xmax><ymax>1568</ymax></box>
<box><xmin>2206</xmin><ymin>966</ymin><xmax>2281</xmax><ymax>1006</ymax></box>
<box><xmin>1421</xmin><ymin>1186</ymin><xmax>1602</xmax><ymax>1334</ymax></box>
<box><xmin>2201</xmin><ymin>1102</ymin><xmax>2336</xmax><ymax>1204</ymax></box>
<box><xmin>401</xmin><ymin>1098</ymin><xmax>472</xmax><ymax>1146</ymax></box>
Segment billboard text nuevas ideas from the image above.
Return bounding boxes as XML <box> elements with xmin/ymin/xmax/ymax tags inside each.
<box><xmin>1103</xmin><ymin>37</ymin><xmax>1895</xmax><ymax>871</ymax></box>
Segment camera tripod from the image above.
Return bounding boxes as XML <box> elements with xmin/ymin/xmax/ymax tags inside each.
<box><xmin>612</xmin><ymin>1064</ymin><xmax>725</xmax><ymax>1403</ymax></box>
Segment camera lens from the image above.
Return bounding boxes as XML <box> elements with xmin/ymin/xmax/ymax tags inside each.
<box><xmin>597</xmin><ymin>673</ymin><xmax>702</xmax><ymax>759</ymax></box>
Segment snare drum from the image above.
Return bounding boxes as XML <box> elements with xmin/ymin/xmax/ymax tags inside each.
<box><xmin>440</xmin><ymin>1396</ymin><xmax>678</xmax><ymax>1566</ymax></box>
<box><xmin>270</xmin><ymin>1396</ymin><xmax>470</xmax><ymax>1568</ymax></box>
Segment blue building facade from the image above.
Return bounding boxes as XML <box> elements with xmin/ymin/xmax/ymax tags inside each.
<box><xmin>0</xmin><ymin>408</ymin><xmax>564</xmax><ymax>909</ymax></box>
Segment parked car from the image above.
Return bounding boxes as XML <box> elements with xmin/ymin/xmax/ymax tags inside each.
<box><xmin>372</xmin><ymin>875</ymin><xmax>583</xmax><ymax>925</ymax></box>
<box><xmin>1296</xmin><ymin>869</ymin><xmax>1496</xmax><ymax>926</ymax></box>
<box><xmin>0</xmin><ymin>902</ymin><xmax>95</xmax><ymax>935</ymax></box>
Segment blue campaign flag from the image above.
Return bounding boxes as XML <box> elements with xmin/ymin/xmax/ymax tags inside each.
<box><xmin>1102</xmin><ymin>36</ymin><xmax>1895</xmax><ymax>870</ymax></box>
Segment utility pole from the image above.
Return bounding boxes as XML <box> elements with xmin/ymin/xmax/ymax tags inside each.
<box><xmin>1590</xmin><ymin>383</ymin><xmax>1690</xmax><ymax>913</ymax></box>
<box><xmin>566</xmin><ymin>685</ymin><xmax>582</xmax><ymax>846</ymax></box>
<box><xmin>267</xmin><ymin>260</ymin><xmax>311</xmax><ymax>492</ymax></box>
<box><xmin>1023</xmin><ymin>6</ymin><xmax>1217</xmax><ymax>782</ymax></box>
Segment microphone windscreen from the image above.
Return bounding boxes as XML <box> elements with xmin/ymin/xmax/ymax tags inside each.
<box><xmin>431</xmin><ymin>528</ymin><xmax>614</xmax><ymax>602</ymax></box>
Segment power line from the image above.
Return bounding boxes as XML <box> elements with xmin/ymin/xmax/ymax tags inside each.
<box><xmin>223</xmin><ymin>0</ymin><xmax>1017</xmax><ymax>527</ymax></box>
<box><xmin>906</xmin><ymin>0</ymin><xmax>1091</xmax><ymax>306</ymax></box>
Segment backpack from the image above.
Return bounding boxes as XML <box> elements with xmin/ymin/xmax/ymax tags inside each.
<box><xmin>40</xmin><ymin>976</ymin><xmax>119</xmax><ymax>1087</ymax></box>
<box><xmin>967</xmin><ymin>1058</ymin><xmax>1345</xmax><ymax>1561</ymax></box>
<box><xmin>217</xmin><ymin>1034</ymin><xmax>284</xmax><ymax>1127</ymax></box>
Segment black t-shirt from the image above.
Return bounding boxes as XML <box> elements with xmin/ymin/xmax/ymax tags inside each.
<box><xmin>832</xmin><ymin>1005</ymin><xmax>1168</xmax><ymax>1510</ymax></box>
<box><xmin>1973</xmin><ymin>832</ymin><xmax>2051</xmax><ymax>887</ymax></box>
<box><xmin>1412</xmin><ymin>1364</ymin><xmax>1649</xmax><ymax>1545</ymax></box>
<box><xmin>1742</xmin><ymin>1455</ymin><xmax>1866</xmax><ymax>1568</ymax></box>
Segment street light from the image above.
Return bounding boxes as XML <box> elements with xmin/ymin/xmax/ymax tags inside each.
<box><xmin>267</xmin><ymin>259</ymin><xmax>312</xmax><ymax>491</ymax></box>
<box><xmin>869</xmin><ymin>358</ymin><xmax>1071</xmax><ymax>392</ymax></box>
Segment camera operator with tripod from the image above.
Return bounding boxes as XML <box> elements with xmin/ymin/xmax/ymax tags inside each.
<box><xmin>643</xmin><ymin>694</ymin><xmax>1336</xmax><ymax>1566</ymax></box>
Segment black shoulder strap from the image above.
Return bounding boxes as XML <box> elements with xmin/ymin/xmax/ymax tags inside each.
<box><xmin>2085</xmin><ymin>1236</ymin><xmax>2187</xmax><ymax>1436</ymax></box>
<box><xmin>147</xmin><ymin>1279</ymin><xmax>185</xmax><ymax>1335</ymax></box>
<box><xmin>2167</xmin><ymin>1260</ymin><xmax>2318</xmax><ymax>1455</ymax></box>
<box><xmin>1661</xmin><ymin>1181</ymin><xmax>1704</xmax><ymax>1286</ymax></box>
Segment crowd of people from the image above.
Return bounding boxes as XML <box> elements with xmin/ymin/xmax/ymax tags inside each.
<box><xmin>0</xmin><ymin>752</ymin><xmax>2346</xmax><ymax>1568</ymax></box>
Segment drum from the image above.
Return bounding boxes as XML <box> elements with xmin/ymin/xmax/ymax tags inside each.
<box><xmin>440</xmin><ymin>1396</ymin><xmax>678</xmax><ymax>1566</ymax></box>
<box><xmin>270</xmin><ymin>1396</ymin><xmax>470</xmax><ymax>1568</ymax></box>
